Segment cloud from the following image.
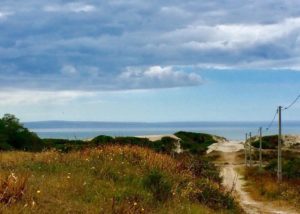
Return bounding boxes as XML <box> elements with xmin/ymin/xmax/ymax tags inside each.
<box><xmin>44</xmin><ymin>3</ymin><xmax>96</xmax><ymax>13</ymax></box>
<box><xmin>0</xmin><ymin>11</ymin><xmax>13</xmax><ymax>20</ymax></box>
<box><xmin>167</xmin><ymin>17</ymin><xmax>300</xmax><ymax>51</ymax></box>
<box><xmin>0</xmin><ymin>90</ymin><xmax>96</xmax><ymax>106</ymax></box>
<box><xmin>119</xmin><ymin>66</ymin><xmax>202</xmax><ymax>89</ymax></box>
<box><xmin>1</xmin><ymin>0</ymin><xmax>300</xmax><ymax>93</ymax></box>
<box><xmin>61</xmin><ymin>65</ymin><xmax>78</xmax><ymax>76</ymax></box>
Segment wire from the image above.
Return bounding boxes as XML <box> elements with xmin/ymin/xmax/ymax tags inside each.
<box><xmin>265</xmin><ymin>109</ymin><xmax>278</xmax><ymax>131</ymax></box>
<box><xmin>246</xmin><ymin>94</ymin><xmax>299</xmax><ymax>137</ymax></box>
<box><xmin>284</xmin><ymin>94</ymin><xmax>300</xmax><ymax>110</ymax></box>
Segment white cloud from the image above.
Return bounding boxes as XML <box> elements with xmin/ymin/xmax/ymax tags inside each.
<box><xmin>0</xmin><ymin>90</ymin><xmax>96</xmax><ymax>106</ymax></box>
<box><xmin>44</xmin><ymin>3</ymin><xmax>96</xmax><ymax>13</ymax></box>
<box><xmin>0</xmin><ymin>11</ymin><xmax>13</xmax><ymax>20</ymax></box>
<box><xmin>61</xmin><ymin>65</ymin><xmax>78</xmax><ymax>76</ymax></box>
<box><xmin>164</xmin><ymin>17</ymin><xmax>300</xmax><ymax>50</ymax></box>
<box><xmin>119</xmin><ymin>66</ymin><xmax>202</xmax><ymax>88</ymax></box>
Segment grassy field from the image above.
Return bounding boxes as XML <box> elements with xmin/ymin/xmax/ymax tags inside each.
<box><xmin>0</xmin><ymin>145</ymin><xmax>242</xmax><ymax>213</ymax></box>
<box><xmin>242</xmin><ymin>137</ymin><xmax>300</xmax><ymax>211</ymax></box>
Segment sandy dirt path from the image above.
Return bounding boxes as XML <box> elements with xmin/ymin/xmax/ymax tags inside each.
<box><xmin>208</xmin><ymin>141</ymin><xmax>298</xmax><ymax>214</ymax></box>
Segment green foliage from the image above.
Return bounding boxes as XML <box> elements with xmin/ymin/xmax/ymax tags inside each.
<box><xmin>190</xmin><ymin>179</ymin><xmax>235</xmax><ymax>209</ymax></box>
<box><xmin>284</xmin><ymin>158</ymin><xmax>300</xmax><ymax>179</ymax></box>
<box><xmin>114</xmin><ymin>137</ymin><xmax>149</xmax><ymax>146</ymax></box>
<box><xmin>152</xmin><ymin>137</ymin><xmax>177</xmax><ymax>153</ymax></box>
<box><xmin>252</xmin><ymin>135</ymin><xmax>279</xmax><ymax>149</ymax></box>
<box><xmin>265</xmin><ymin>157</ymin><xmax>300</xmax><ymax>179</ymax></box>
<box><xmin>175</xmin><ymin>131</ymin><xmax>217</xmax><ymax>154</ymax></box>
<box><xmin>43</xmin><ymin>138</ymin><xmax>87</xmax><ymax>152</ymax></box>
<box><xmin>143</xmin><ymin>169</ymin><xmax>172</xmax><ymax>202</ymax></box>
<box><xmin>191</xmin><ymin>179</ymin><xmax>235</xmax><ymax>210</ymax></box>
<box><xmin>91</xmin><ymin>135</ymin><xmax>114</xmax><ymax>145</ymax></box>
<box><xmin>0</xmin><ymin>114</ymin><xmax>43</xmax><ymax>151</ymax></box>
<box><xmin>187</xmin><ymin>155</ymin><xmax>222</xmax><ymax>183</ymax></box>
<box><xmin>42</xmin><ymin>135</ymin><xmax>177</xmax><ymax>154</ymax></box>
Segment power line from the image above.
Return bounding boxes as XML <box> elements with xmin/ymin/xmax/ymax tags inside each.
<box><xmin>284</xmin><ymin>94</ymin><xmax>300</xmax><ymax>110</ymax></box>
<box><xmin>265</xmin><ymin>109</ymin><xmax>278</xmax><ymax>131</ymax></box>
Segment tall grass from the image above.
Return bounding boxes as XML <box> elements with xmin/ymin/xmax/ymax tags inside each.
<box><xmin>0</xmin><ymin>145</ymin><xmax>241</xmax><ymax>213</ymax></box>
<box><xmin>244</xmin><ymin>166</ymin><xmax>300</xmax><ymax>209</ymax></box>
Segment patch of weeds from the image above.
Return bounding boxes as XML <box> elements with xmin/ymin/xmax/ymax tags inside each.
<box><xmin>0</xmin><ymin>173</ymin><xmax>27</xmax><ymax>204</ymax></box>
<box><xmin>143</xmin><ymin>169</ymin><xmax>172</xmax><ymax>202</ymax></box>
<box><xmin>191</xmin><ymin>179</ymin><xmax>235</xmax><ymax>210</ymax></box>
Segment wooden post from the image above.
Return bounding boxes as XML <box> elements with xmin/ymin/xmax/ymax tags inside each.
<box><xmin>278</xmin><ymin>106</ymin><xmax>282</xmax><ymax>182</ymax></box>
<box><xmin>259</xmin><ymin>127</ymin><xmax>262</xmax><ymax>170</ymax></box>
<box><xmin>245</xmin><ymin>133</ymin><xmax>248</xmax><ymax>166</ymax></box>
<box><xmin>249</xmin><ymin>132</ymin><xmax>252</xmax><ymax>167</ymax></box>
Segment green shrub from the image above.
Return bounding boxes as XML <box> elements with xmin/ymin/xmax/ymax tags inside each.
<box><xmin>114</xmin><ymin>137</ymin><xmax>149</xmax><ymax>146</ymax></box>
<box><xmin>189</xmin><ymin>156</ymin><xmax>222</xmax><ymax>183</ymax></box>
<box><xmin>152</xmin><ymin>137</ymin><xmax>177</xmax><ymax>153</ymax></box>
<box><xmin>191</xmin><ymin>179</ymin><xmax>235</xmax><ymax>210</ymax></box>
<box><xmin>284</xmin><ymin>158</ymin><xmax>300</xmax><ymax>179</ymax></box>
<box><xmin>42</xmin><ymin>138</ymin><xmax>86</xmax><ymax>152</ymax></box>
<box><xmin>175</xmin><ymin>131</ymin><xmax>217</xmax><ymax>154</ymax></box>
<box><xmin>91</xmin><ymin>135</ymin><xmax>114</xmax><ymax>145</ymax></box>
<box><xmin>265</xmin><ymin>157</ymin><xmax>300</xmax><ymax>179</ymax></box>
<box><xmin>252</xmin><ymin>135</ymin><xmax>279</xmax><ymax>149</ymax></box>
<box><xmin>143</xmin><ymin>169</ymin><xmax>172</xmax><ymax>202</ymax></box>
<box><xmin>0</xmin><ymin>114</ymin><xmax>44</xmax><ymax>151</ymax></box>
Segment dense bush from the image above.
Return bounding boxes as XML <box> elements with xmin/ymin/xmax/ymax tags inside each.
<box><xmin>91</xmin><ymin>136</ymin><xmax>177</xmax><ymax>154</ymax></box>
<box><xmin>43</xmin><ymin>138</ymin><xmax>87</xmax><ymax>152</ymax></box>
<box><xmin>42</xmin><ymin>135</ymin><xmax>178</xmax><ymax>154</ymax></box>
<box><xmin>0</xmin><ymin>114</ymin><xmax>44</xmax><ymax>151</ymax></box>
<box><xmin>265</xmin><ymin>157</ymin><xmax>300</xmax><ymax>179</ymax></box>
<box><xmin>143</xmin><ymin>169</ymin><xmax>172</xmax><ymax>202</ymax></box>
<box><xmin>191</xmin><ymin>179</ymin><xmax>235</xmax><ymax>210</ymax></box>
<box><xmin>91</xmin><ymin>135</ymin><xmax>114</xmax><ymax>145</ymax></box>
<box><xmin>188</xmin><ymin>156</ymin><xmax>222</xmax><ymax>183</ymax></box>
<box><xmin>252</xmin><ymin>135</ymin><xmax>280</xmax><ymax>149</ymax></box>
<box><xmin>175</xmin><ymin>131</ymin><xmax>217</xmax><ymax>154</ymax></box>
<box><xmin>152</xmin><ymin>137</ymin><xmax>177</xmax><ymax>153</ymax></box>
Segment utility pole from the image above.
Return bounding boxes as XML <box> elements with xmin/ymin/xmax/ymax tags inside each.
<box><xmin>245</xmin><ymin>133</ymin><xmax>248</xmax><ymax>166</ymax></box>
<box><xmin>278</xmin><ymin>106</ymin><xmax>282</xmax><ymax>182</ymax></box>
<box><xmin>249</xmin><ymin>132</ymin><xmax>252</xmax><ymax>167</ymax></box>
<box><xmin>259</xmin><ymin>127</ymin><xmax>262</xmax><ymax>170</ymax></box>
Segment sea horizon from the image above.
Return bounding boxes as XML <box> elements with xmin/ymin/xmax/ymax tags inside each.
<box><xmin>24</xmin><ymin>120</ymin><xmax>300</xmax><ymax>141</ymax></box>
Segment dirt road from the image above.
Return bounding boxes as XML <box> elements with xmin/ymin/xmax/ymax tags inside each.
<box><xmin>207</xmin><ymin>141</ymin><xmax>298</xmax><ymax>214</ymax></box>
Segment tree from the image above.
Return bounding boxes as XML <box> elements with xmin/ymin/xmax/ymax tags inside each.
<box><xmin>0</xmin><ymin>114</ymin><xmax>44</xmax><ymax>151</ymax></box>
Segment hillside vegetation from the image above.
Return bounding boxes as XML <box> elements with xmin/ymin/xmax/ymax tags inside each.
<box><xmin>0</xmin><ymin>114</ymin><xmax>242</xmax><ymax>213</ymax></box>
<box><xmin>244</xmin><ymin>135</ymin><xmax>300</xmax><ymax>210</ymax></box>
<box><xmin>0</xmin><ymin>114</ymin><xmax>43</xmax><ymax>151</ymax></box>
<box><xmin>174</xmin><ymin>131</ymin><xmax>218</xmax><ymax>154</ymax></box>
<box><xmin>0</xmin><ymin>145</ymin><xmax>242</xmax><ymax>213</ymax></box>
<box><xmin>251</xmin><ymin>135</ymin><xmax>280</xmax><ymax>149</ymax></box>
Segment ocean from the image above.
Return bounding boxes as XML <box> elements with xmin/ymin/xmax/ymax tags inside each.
<box><xmin>24</xmin><ymin>121</ymin><xmax>300</xmax><ymax>141</ymax></box>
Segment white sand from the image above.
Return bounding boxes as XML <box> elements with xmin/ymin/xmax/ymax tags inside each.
<box><xmin>136</xmin><ymin>134</ymin><xmax>180</xmax><ymax>142</ymax></box>
<box><xmin>209</xmin><ymin>140</ymin><xmax>298</xmax><ymax>214</ymax></box>
<box><xmin>207</xmin><ymin>140</ymin><xmax>244</xmax><ymax>154</ymax></box>
<box><xmin>283</xmin><ymin>135</ymin><xmax>300</xmax><ymax>148</ymax></box>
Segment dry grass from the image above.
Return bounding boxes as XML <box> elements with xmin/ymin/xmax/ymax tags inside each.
<box><xmin>0</xmin><ymin>145</ymin><xmax>239</xmax><ymax>213</ymax></box>
<box><xmin>243</xmin><ymin>167</ymin><xmax>300</xmax><ymax>210</ymax></box>
<box><xmin>0</xmin><ymin>173</ymin><xmax>27</xmax><ymax>204</ymax></box>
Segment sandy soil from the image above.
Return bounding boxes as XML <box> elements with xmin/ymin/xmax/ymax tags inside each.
<box><xmin>283</xmin><ymin>135</ymin><xmax>300</xmax><ymax>149</ymax></box>
<box><xmin>207</xmin><ymin>140</ymin><xmax>244</xmax><ymax>153</ymax></box>
<box><xmin>208</xmin><ymin>140</ymin><xmax>298</xmax><ymax>214</ymax></box>
<box><xmin>136</xmin><ymin>134</ymin><xmax>180</xmax><ymax>142</ymax></box>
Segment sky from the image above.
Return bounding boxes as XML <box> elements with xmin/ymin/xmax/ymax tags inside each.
<box><xmin>0</xmin><ymin>0</ymin><xmax>300</xmax><ymax>122</ymax></box>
